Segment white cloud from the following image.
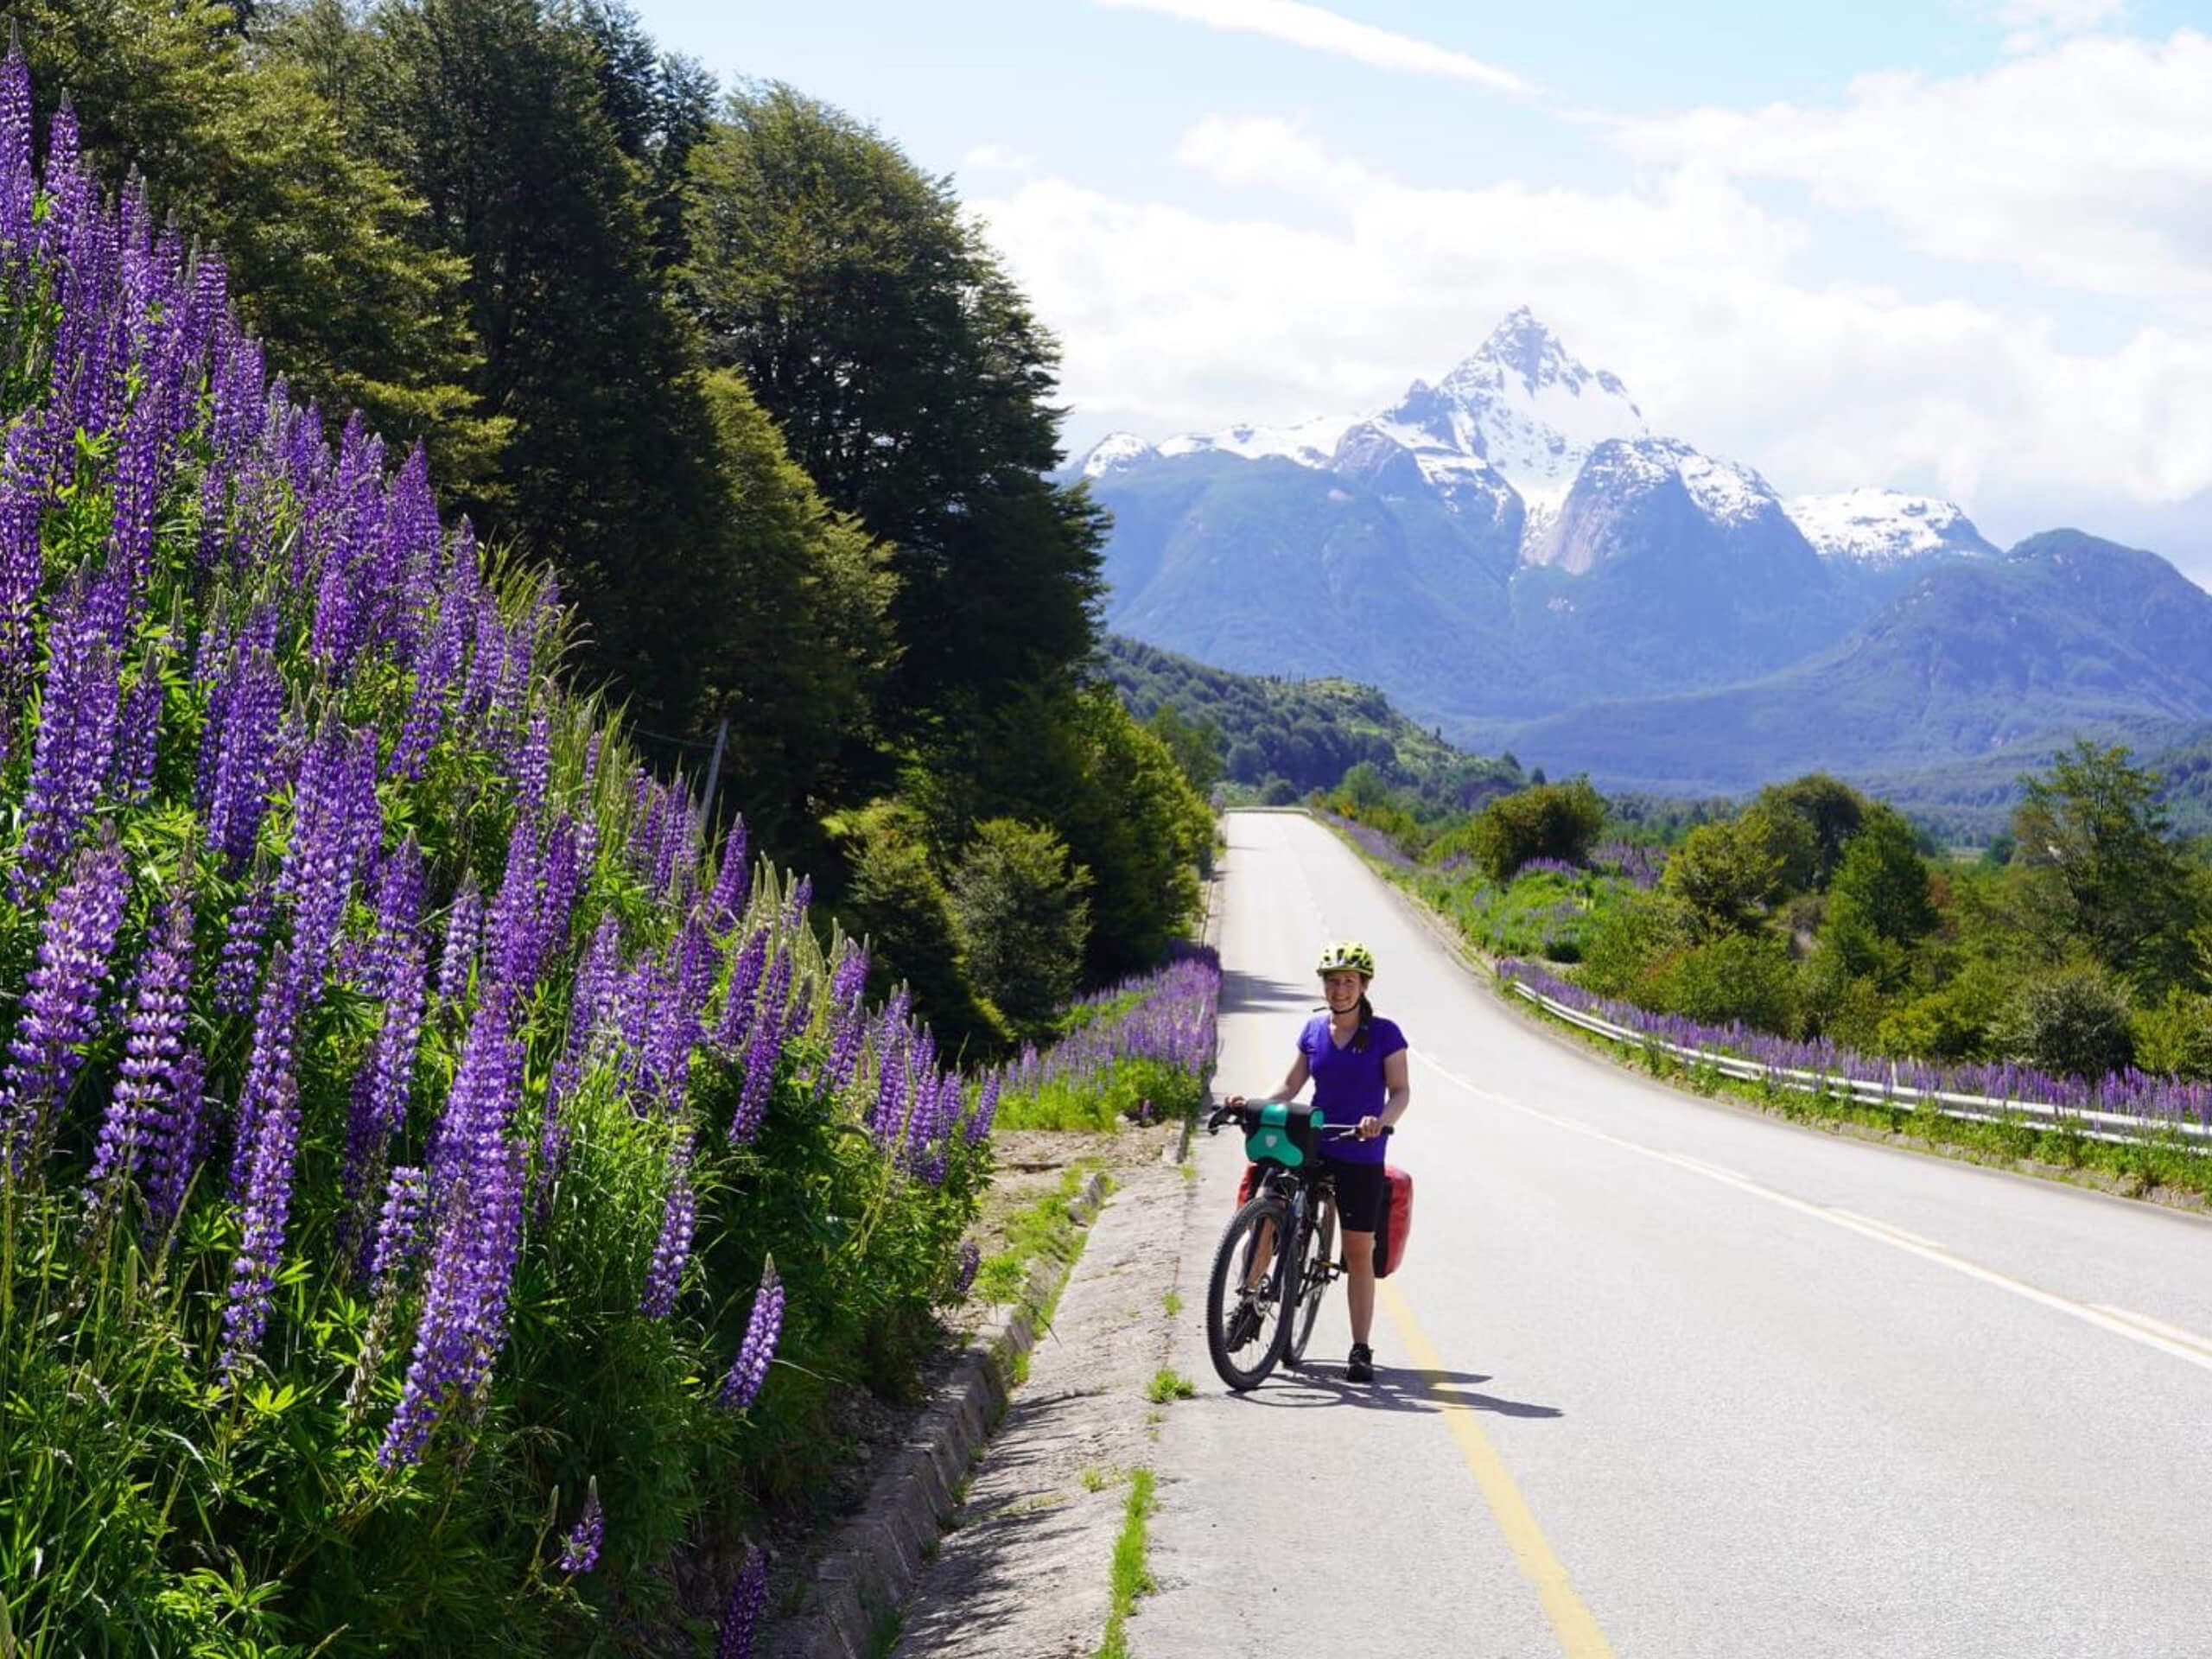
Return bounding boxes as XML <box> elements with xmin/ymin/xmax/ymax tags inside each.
<box><xmin>1612</xmin><ymin>30</ymin><xmax>2212</xmax><ymax>323</ymax></box>
<box><xmin>970</xmin><ymin>110</ymin><xmax>2212</xmax><ymax>551</ymax></box>
<box><xmin>961</xmin><ymin>144</ymin><xmax>1039</xmax><ymax>175</ymax></box>
<box><xmin>1995</xmin><ymin>0</ymin><xmax>2126</xmax><ymax>53</ymax></box>
<box><xmin>1090</xmin><ymin>0</ymin><xmax>1538</xmax><ymax>96</ymax></box>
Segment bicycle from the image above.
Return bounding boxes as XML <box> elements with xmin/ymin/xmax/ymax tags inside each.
<box><xmin>1201</xmin><ymin>1099</ymin><xmax>1389</xmax><ymax>1391</ymax></box>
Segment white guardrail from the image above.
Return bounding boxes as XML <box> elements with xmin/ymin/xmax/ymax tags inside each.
<box><xmin>1507</xmin><ymin>979</ymin><xmax>2212</xmax><ymax>1152</ymax></box>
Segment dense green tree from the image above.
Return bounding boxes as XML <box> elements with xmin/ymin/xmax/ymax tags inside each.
<box><xmin>825</xmin><ymin>800</ymin><xmax>1006</xmax><ymax>1052</ymax></box>
<box><xmin>914</xmin><ymin>688</ymin><xmax>1212</xmax><ymax>982</ymax></box>
<box><xmin>353</xmin><ymin>0</ymin><xmax>862</xmax><ymax>801</ymax></box>
<box><xmin>950</xmin><ymin>820</ymin><xmax>1093</xmax><ymax>1031</ymax></box>
<box><xmin>1146</xmin><ymin>703</ymin><xmax>1225</xmax><ymax>797</ymax></box>
<box><xmin>2012</xmin><ymin>741</ymin><xmax>2196</xmax><ymax>988</ymax></box>
<box><xmin>10</xmin><ymin>0</ymin><xmax>502</xmax><ymax>483</ymax></box>
<box><xmin>1752</xmin><ymin>773</ymin><xmax>1867</xmax><ymax>888</ymax></box>
<box><xmin>665</xmin><ymin>372</ymin><xmax>893</xmax><ymax>845</ymax></box>
<box><xmin>683</xmin><ymin>86</ymin><xmax>1105</xmax><ymax>741</ymax></box>
<box><xmin>1661</xmin><ymin>817</ymin><xmax>1783</xmax><ymax>939</ymax></box>
<box><xmin>1819</xmin><ymin>806</ymin><xmax>1937</xmax><ymax>982</ymax></box>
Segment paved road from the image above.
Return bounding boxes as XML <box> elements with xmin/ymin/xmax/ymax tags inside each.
<box><xmin>1134</xmin><ymin>810</ymin><xmax>2212</xmax><ymax>1659</ymax></box>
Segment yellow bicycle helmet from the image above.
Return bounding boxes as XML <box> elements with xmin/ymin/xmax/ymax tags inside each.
<box><xmin>1314</xmin><ymin>940</ymin><xmax>1376</xmax><ymax>979</ymax></box>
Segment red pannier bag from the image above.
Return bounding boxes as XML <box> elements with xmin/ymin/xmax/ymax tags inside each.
<box><xmin>1372</xmin><ymin>1164</ymin><xmax>1414</xmax><ymax>1279</ymax></box>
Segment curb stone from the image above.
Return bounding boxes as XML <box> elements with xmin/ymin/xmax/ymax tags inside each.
<box><xmin>763</xmin><ymin>1171</ymin><xmax>1112</xmax><ymax>1659</ymax></box>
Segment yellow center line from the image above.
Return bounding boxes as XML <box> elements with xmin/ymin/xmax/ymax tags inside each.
<box><xmin>1378</xmin><ymin>1279</ymin><xmax>1617</xmax><ymax>1659</ymax></box>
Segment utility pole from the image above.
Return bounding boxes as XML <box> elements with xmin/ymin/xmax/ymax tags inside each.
<box><xmin>699</xmin><ymin>716</ymin><xmax>730</xmax><ymax>828</ymax></box>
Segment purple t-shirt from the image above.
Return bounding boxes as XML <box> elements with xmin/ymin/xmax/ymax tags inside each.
<box><xmin>1297</xmin><ymin>1013</ymin><xmax>1408</xmax><ymax>1166</ymax></box>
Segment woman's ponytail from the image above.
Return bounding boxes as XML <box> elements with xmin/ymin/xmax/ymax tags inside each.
<box><xmin>1352</xmin><ymin>994</ymin><xmax>1375</xmax><ymax>1052</ymax></box>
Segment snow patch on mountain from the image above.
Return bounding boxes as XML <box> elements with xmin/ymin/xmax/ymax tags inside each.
<box><xmin>1158</xmin><ymin>413</ymin><xmax>1351</xmax><ymax>469</ymax></box>
<box><xmin>1080</xmin><ymin>431</ymin><xmax>1160</xmax><ymax>479</ymax></box>
<box><xmin>1785</xmin><ymin>490</ymin><xmax>1994</xmax><ymax>567</ymax></box>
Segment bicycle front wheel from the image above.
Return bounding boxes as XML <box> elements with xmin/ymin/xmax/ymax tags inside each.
<box><xmin>1205</xmin><ymin>1192</ymin><xmax>1296</xmax><ymax>1392</ymax></box>
<box><xmin>1285</xmin><ymin>1198</ymin><xmax>1336</xmax><ymax>1369</ymax></box>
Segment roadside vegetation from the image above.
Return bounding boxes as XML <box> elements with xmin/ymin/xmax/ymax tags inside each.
<box><xmin>0</xmin><ymin>30</ymin><xmax>1223</xmax><ymax>1653</ymax></box>
<box><xmin>1320</xmin><ymin>747</ymin><xmax>2212</xmax><ymax>1188</ymax></box>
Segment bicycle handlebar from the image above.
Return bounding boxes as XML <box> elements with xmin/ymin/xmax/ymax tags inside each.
<box><xmin>1204</xmin><ymin>1101</ymin><xmax>1393</xmax><ymax>1141</ymax></box>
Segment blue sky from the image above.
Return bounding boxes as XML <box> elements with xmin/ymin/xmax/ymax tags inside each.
<box><xmin>639</xmin><ymin>1</ymin><xmax>2212</xmax><ymax>566</ymax></box>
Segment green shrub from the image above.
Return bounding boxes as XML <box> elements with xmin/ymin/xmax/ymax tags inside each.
<box><xmin>1576</xmin><ymin>892</ymin><xmax>1695</xmax><ymax>999</ymax></box>
<box><xmin>1458</xmin><ymin>779</ymin><xmax>1606</xmax><ymax>882</ymax></box>
<box><xmin>2130</xmin><ymin>988</ymin><xmax>2212</xmax><ymax>1079</ymax></box>
<box><xmin>1636</xmin><ymin>933</ymin><xmax>1801</xmax><ymax>1033</ymax></box>
<box><xmin>1996</xmin><ymin>964</ymin><xmax>2137</xmax><ymax>1079</ymax></box>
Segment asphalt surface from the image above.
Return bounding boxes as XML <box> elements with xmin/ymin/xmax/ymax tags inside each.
<box><xmin>1133</xmin><ymin>810</ymin><xmax>2212</xmax><ymax>1659</ymax></box>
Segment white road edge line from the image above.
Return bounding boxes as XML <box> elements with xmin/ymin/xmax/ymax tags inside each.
<box><xmin>1414</xmin><ymin>1050</ymin><xmax>2212</xmax><ymax>1380</ymax></box>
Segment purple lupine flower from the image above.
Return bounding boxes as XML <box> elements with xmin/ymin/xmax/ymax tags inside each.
<box><xmin>343</xmin><ymin>938</ymin><xmax>427</xmax><ymax>1231</ymax></box>
<box><xmin>276</xmin><ymin>720</ymin><xmax>380</xmax><ymax>997</ymax></box>
<box><xmin>362</xmin><ymin>837</ymin><xmax>427</xmax><ymax>1000</ymax></box>
<box><xmin>728</xmin><ymin>947</ymin><xmax>792</xmax><ymax>1146</ymax></box>
<box><xmin>142</xmin><ymin>1047</ymin><xmax>209</xmax><ymax>1235</ymax></box>
<box><xmin>424</xmin><ymin>996</ymin><xmax>522</xmax><ymax>1210</ymax></box>
<box><xmin>437</xmin><ymin>878</ymin><xmax>483</xmax><ymax>1009</ymax></box>
<box><xmin>706</xmin><ymin>817</ymin><xmax>748</xmax><ymax>932</ymax></box>
<box><xmin>570</xmin><ymin>914</ymin><xmax>622</xmax><ymax>1052</ymax></box>
<box><xmin>201</xmin><ymin>633</ymin><xmax>285</xmax><ymax>868</ymax></box>
<box><xmin>482</xmin><ymin>815</ymin><xmax>543</xmax><ymax>996</ymax></box>
<box><xmin>639</xmin><ymin>1139</ymin><xmax>697</xmax><ymax>1319</ymax></box>
<box><xmin>0</xmin><ymin>457</ymin><xmax>41</xmax><ymax>760</ymax></box>
<box><xmin>86</xmin><ymin>894</ymin><xmax>194</xmax><ymax>1211</ymax></box>
<box><xmin>111</xmin><ymin>653</ymin><xmax>163</xmax><ymax>805</ymax></box>
<box><xmin>220</xmin><ymin>945</ymin><xmax>308</xmax><ymax>1373</ymax></box>
<box><xmin>0</xmin><ymin>44</ymin><xmax>31</xmax><ymax>257</ymax></box>
<box><xmin>515</xmin><ymin>711</ymin><xmax>551</xmax><ymax>818</ymax></box>
<box><xmin>782</xmin><ymin>875</ymin><xmax>811</xmax><ymax>931</ymax></box>
<box><xmin>381</xmin><ymin>1004</ymin><xmax>526</xmax><ymax>1466</ymax></box>
<box><xmin>965</xmin><ymin>1072</ymin><xmax>1001</xmax><ymax>1145</ymax></box>
<box><xmin>558</xmin><ymin>1479</ymin><xmax>603</xmax><ymax>1575</ymax></box>
<box><xmin>715</xmin><ymin>1546</ymin><xmax>769</xmax><ymax>1659</ymax></box>
<box><xmin>391</xmin><ymin>582</ymin><xmax>466</xmax><ymax>780</ymax></box>
<box><xmin>714</xmin><ymin>927</ymin><xmax>768</xmax><ymax>1054</ymax></box>
<box><xmin>0</xmin><ymin>832</ymin><xmax>130</xmax><ymax>1169</ymax></box>
<box><xmin>951</xmin><ymin>1240</ymin><xmax>980</xmax><ymax>1300</ymax></box>
<box><xmin>214</xmin><ymin>864</ymin><xmax>276</xmax><ymax>1017</ymax></box>
<box><xmin>718</xmin><ymin>1259</ymin><xmax>784</xmax><ymax>1412</ymax></box>
<box><xmin>12</xmin><ymin>576</ymin><xmax>123</xmax><ymax>900</ymax></box>
<box><xmin>366</xmin><ymin>1164</ymin><xmax>429</xmax><ymax>1290</ymax></box>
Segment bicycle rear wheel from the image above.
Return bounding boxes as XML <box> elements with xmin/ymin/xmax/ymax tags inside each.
<box><xmin>1205</xmin><ymin>1192</ymin><xmax>1296</xmax><ymax>1391</ymax></box>
<box><xmin>1284</xmin><ymin>1198</ymin><xmax>1336</xmax><ymax>1369</ymax></box>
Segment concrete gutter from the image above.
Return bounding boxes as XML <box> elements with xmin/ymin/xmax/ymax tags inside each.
<box><xmin>764</xmin><ymin>1170</ymin><xmax>1113</xmax><ymax>1659</ymax></box>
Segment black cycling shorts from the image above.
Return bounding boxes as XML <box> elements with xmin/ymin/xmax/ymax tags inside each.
<box><xmin>1324</xmin><ymin>1158</ymin><xmax>1387</xmax><ymax>1233</ymax></box>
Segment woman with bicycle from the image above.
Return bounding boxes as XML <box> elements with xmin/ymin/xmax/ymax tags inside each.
<box><xmin>1225</xmin><ymin>940</ymin><xmax>1410</xmax><ymax>1382</ymax></box>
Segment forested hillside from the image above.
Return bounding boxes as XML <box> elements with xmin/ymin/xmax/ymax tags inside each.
<box><xmin>1103</xmin><ymin>635</ymin><xmax>1523</xmax><ymax>808</ymax></box>
<box><xmin>3</xmin><ymin>0</ymin><xmax>1211</xmax><ymax>1046</ymax></box>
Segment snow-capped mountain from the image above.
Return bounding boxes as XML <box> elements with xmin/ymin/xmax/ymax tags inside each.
<box><xmin>1785</xmin><ymin>489</ymin><xmax>1998</xmax><ymax>567</ymax></box>
<box><xmin>1077</xmin><ymin>305</ymin><xmax>2034</xmax><ymax>731</ymax></box>
<box><xmin>1084</xmin><ymin>308</ymin><xmax>1656</xmax><ymax>557</ymax></box>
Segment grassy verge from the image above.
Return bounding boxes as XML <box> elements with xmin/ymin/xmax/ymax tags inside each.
<box><xmin>975</xmin><ymin>1163</ymin><xmax>1113</xmax><ymax>1306</ymax></box>
<box><xmin>1094</xmin><ymin>1468</ymin><xmax>1158</xmax><ymax>1659</ymax></box>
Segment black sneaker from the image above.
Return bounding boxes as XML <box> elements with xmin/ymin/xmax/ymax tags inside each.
<box><xmin>1225</xmin><ymin>1300</ymin><xmax>1262</xmax><ymax>1350</ymax></box>
<box><xmin>1345</xmin><ymin>1342</ymin><xmax>1375</xmax><ymax>1383</ymax></box>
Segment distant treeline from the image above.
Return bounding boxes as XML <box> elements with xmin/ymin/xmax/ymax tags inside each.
<box><xmin>1103</xmin><ymin>635</ymin><xmax>1523</xmax><ymax>808</ymax></box>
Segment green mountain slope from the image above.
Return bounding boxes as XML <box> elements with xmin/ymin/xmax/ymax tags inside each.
<box><xmin>1101</xmin><ymin>635</ymin><xmax>1522</xmax><ymax>807</ymax></box>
